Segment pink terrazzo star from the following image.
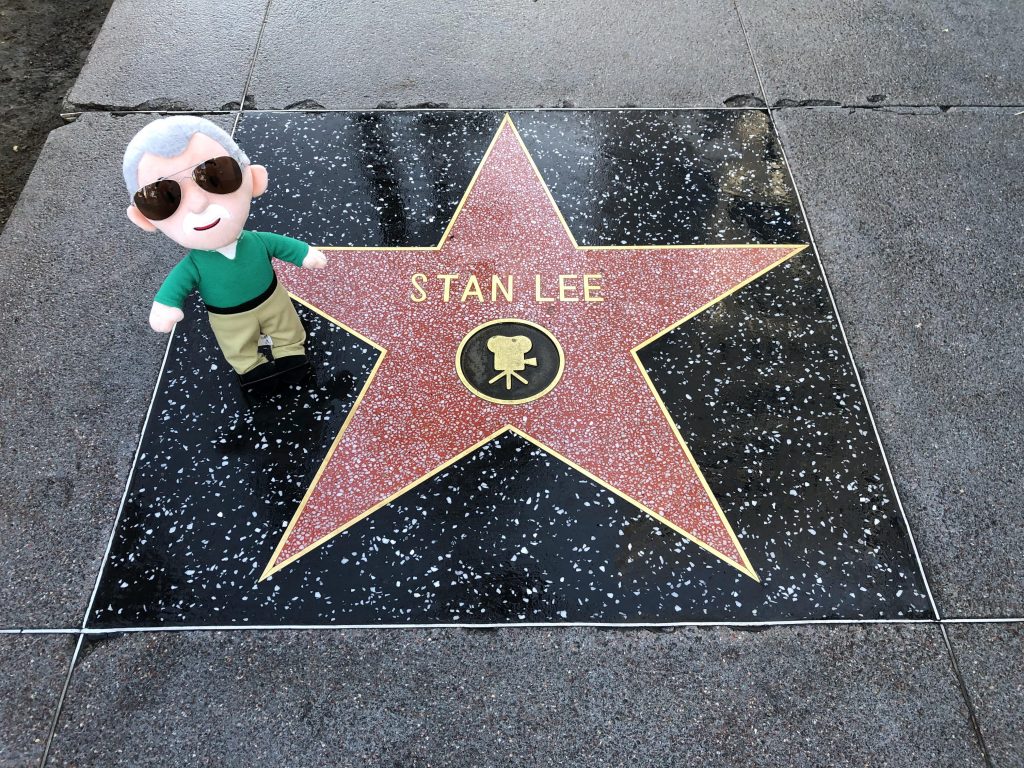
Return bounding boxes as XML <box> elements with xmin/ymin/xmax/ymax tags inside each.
<box><xmin>262</xmin><ymin>115</ymin><xmax>806</xmax><ymax>581</ymax></box>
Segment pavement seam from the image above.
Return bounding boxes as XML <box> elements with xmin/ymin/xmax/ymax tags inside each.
<box><xmin>232</xmin><ymin>0</ymin><xmax>275</xmax><ymax>136</ymax></box>
<box><xmin>758</xmin><ymin>102</ymin><xmax>1024</xmax><ymax>112</ymax></box>
<box><xmin>0</xmin><ymin>629</ymin><xmax>81</xmax><ymax>635</ymax></box>
<box><xmin>731</xmin><ymin>0</ymin><xmax>943</xmax><ymax>624</ymax></box>
<box><xmin>4</xmin><ymin>617</ymin><xmax>1024</xmax><ymax>634</ymax></box>
<box><xmin>942</xmin><ymin>617</ymin><xmax>1024</xmax><ymax>624</ymax></box>
<box><xmin>38</xmin><ymin>634</ymin><xmax>84</xmax><ymax>768</ymax></box>
<box><xmin>74</xmin><ymin>619</ymin><xmax>940</xmax><ymax>633</ymax></box>
<box><xmin>938</xmin><ymin>622</ymin><xmax>994</xmax><ymax>767</ymax></box>
<box><xmin>58</xmin><ymin>105</ymin><xmax>1024</xmax><ymax>125</ymax></box>
<box><xmin>60</xmin><ymin>109</ymin><xmax>235</xmax><ymax>122</ymax></box>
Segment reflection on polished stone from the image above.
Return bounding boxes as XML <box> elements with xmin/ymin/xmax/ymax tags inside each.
<box><xmin>90</xmin><ymin>110</ymin><xmax>930</xmax><ymax>627</ymax></box>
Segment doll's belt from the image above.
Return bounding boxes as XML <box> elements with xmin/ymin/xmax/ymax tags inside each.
<box><xmin>205</xmin><ymin>274</ymin><xmax>278</xmax><ymax>314</ymax></box>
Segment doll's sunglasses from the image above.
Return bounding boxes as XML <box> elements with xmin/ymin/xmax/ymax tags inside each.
<box><xmin>132</xmin><ymin>156</ymin><xmax>244</xmax><ymax>221</ymax></box>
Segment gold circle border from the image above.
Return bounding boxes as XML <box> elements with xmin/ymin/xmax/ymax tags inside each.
<box><xmin>455</xmin><ymin>318</ymin><xmax>565</xmax><ymax>406</ymax></box>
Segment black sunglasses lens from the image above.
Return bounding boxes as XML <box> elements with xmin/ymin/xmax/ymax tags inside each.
<box><xmin>134</xmin><ymin>179</ymin><xmax>181</xmax><ymax>221</ymax></box>
<box><xmin>193</xmin><ymin>156</ymin><xmax>243</xmax><ymax>195</ymax></box>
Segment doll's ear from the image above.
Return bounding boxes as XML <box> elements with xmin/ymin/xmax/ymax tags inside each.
<box><xmin>127</xmin><ymin>205</ymin><xmax>158</xmax><ymax>232</ymax></box>
<box><xmin>250</xmin><ymin>164</ymin><xmax>269</xmax><ymax>197</ymax></box>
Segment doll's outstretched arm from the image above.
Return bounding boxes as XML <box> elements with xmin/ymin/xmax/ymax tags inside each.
<box><xmin>150</xmin><ymin>258</ymin><xmax>198</xmax><ymax>332</ymax></box>
<box><xmin>302</xmin><ymin>246</ymin><xmax>328</xmax><ymax>269</ymax></box>
<box><xmin>251</xmin><ymin>232</ymin><xmax>327</xmax><ymax>270</ymax></box>
<box><xmin>149</xmin><ymin>301</ymin><xmax>185</xmax><ymax>332</ymax></box>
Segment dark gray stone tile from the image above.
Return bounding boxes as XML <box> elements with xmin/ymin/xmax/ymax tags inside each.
<box><xmin>65</xmin><ymin>0</ymin><xmax>267</xmax><ymax>111</ymax></box>
<box><xmin>948</xmin><ymin>622</ymin><xmax>1024</xmax><ymax>768</ymax></box>
<box><xmin>737</xmin><ymin>1</ymin><xmax>1024</xmax><ymax>107</ymax></box>
<box><xmin>772</xmin><ymin>108</ymin><xmax>1024</xmax><ymax>617</ymax></box>
<box><xmin>0</xmin><ymin>634</ymin><xmax>75</xmax><ymax>766</ymax></box>
<box><xmin>0</xmin><ymin>113</ymin><xmax>233</xmax><ymax>627</ymax></box>
<box><xmin>249</xmin><ymin>0</ymin><xmax>759</xmax><ymax>109</ymax></box>
<box><xmin>49</xmin><ymin>626</ymin><xmax>980</xmax><ymax>767</ymax></box>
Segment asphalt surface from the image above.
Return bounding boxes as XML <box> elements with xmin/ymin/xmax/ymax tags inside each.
<box><xmin>0</xmin><ymin>0</ymin><xmax>1021</xmax><ymax>766</ymax></box>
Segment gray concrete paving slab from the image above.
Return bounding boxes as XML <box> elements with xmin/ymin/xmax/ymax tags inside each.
<box><xmin>0</xmin><ymin>112</ymin><xmax>233</xmax><ymax>628</ymax></box>
<box><xmin>248</xmin><ymin>0</ymin><xmax>760</xmax><ymax>109</ymax></box>
<box><xmin>771</xmin><ymin>108</ymin><xmax>1024</xmax><ymax>618</ymax></box>
<box><xmin>47</xmin><ymin>625</ymin><xmax>981</xmax><ymax>767</ymax></box>
<box><xmin>0</xmin><ymin>0</ymin><xmax>112</xmax><ymax>230</ymax></box>
<box><xmin>736</xmin><ymin>1</ymin><xmax>1024</xmax><ymax>107</ymax></box>
<box><xmin>0</xmin><ymin>634</ymin><xmax>75</xmax><ymax>766</ymax></box>
<box><xmin>65</xmin><ymin>0</ymin><xmax>267</xmax><ymax>111</ymax></box>
<box><xmin>948</xmin><ymin>622</ymin><xmax>1024</xmax><ymax>768</ymax></box>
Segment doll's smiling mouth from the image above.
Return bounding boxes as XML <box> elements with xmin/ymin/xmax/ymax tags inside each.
<box><xmin>193</xmin><ymin>218</ymin><xmax>221</xmax><ymax>231</ymax></box>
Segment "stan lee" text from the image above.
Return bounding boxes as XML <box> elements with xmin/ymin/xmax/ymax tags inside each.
<box><xmin>409</xmin><ymin>273</ymin><xmax>604</xmax><ymax>304</ymax></box>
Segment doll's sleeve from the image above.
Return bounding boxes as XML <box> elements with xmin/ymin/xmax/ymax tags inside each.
<box><xmin>253</xmin><ymin>231</ymin><xmax>310</xmax><ymax>267</ymax></box>
<box><xmin>153</xmin><ymin>256</ymin><xmax>200</xmax><ymax>309</ymax></box>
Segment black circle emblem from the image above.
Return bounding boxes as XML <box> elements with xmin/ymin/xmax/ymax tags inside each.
<box><xmin>456</xmin><ymin>319</ymin><xmax>564</xmax><ymax>404</ymax></box>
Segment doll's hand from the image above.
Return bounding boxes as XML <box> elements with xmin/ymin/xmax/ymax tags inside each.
<box><xmin>302</xmin><ymin>247</ymin><xmax>328</xmax><ymax>269</ymax></box>
<box><xmin>149</xmin><ymin>301</ymin><xmax>185</xmax><ymax>333</ymax></box>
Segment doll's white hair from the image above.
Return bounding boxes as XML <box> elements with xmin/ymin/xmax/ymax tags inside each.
<box><xmin>122</xmin><ymin>116</ymin><xmax>250</xmax><ymax>196</ymax></box>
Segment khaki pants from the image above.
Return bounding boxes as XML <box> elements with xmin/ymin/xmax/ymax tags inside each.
<box><xmin>207</xmin><ymin>282</ymin><xmax>306</xmax><ymax>374</ymax></box>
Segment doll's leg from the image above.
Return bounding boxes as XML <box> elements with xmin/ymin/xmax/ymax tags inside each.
<box><xmin>207</xmin><ymin>310</ymin><xmax>265</xmax><ymax>374</ymax></box>
<box><xmin>258</xmin><ymin>282</ymin><xmax>306</xmax><ymax>360</ymax></box>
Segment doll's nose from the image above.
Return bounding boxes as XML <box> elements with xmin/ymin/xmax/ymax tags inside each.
<box><xmin>182</xmin><ymin>183</ymin><xmax>211</xmax><ymax>213</ymax></box>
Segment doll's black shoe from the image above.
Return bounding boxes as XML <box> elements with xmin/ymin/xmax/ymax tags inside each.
<box><xmin>238</xmin><ymin>360</ymin><xmax>280</xmax><ymax>395</ymax></box>
<box><xmin>274</xmin><ymin>354</ymin><xmax>311</xmax><ymax>385</ymax></box>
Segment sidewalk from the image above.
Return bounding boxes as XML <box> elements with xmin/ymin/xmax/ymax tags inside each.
<box><xmin>0</xmin><ymin>1</ymin><xmax>1021</xmax><ymax>766</ymax></box>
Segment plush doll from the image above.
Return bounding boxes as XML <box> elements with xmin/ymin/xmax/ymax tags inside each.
<box><xmin>123</xmin><ymin>116</ymin><xmax>327</xmax><ymax>390</ymax></box>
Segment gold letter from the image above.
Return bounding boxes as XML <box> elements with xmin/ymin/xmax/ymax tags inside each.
<box><xmin>583</xmin><ymin>273</ymin><xmax>604</xmax><ymax>302</ymax></box>
<box><xmin>438</xmin><ymin>274</ymin><xmax>458</xmax><ymax>303</ymax></box>
<box><xmin>491</xmin><ymin>274</ymin><xmax>514</xmax><ymax>302</ymax></box>
<box><xmin>461</xmin><ymin>275</ymin><xmax>484</xmax><ymax>302</ymax></box>
<box><xmin>558</xmin><ymin>274</ymin><xmax>579</xmax><ymax>302</ymax></box>
<box><xmin>534</xmin><ymin>274</ymin><xmax>555</xmax><ymax>303</ymax></box>
<box><xmin>410</xmin><ymin>273</ymin><xmax>428</xmax><ymax>303</ymax></box>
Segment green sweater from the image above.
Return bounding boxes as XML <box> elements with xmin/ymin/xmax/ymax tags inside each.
<box><xmin>154</xmin><ymin>230</ymin><xmax>309</xmax><ymax>310</ymax></box>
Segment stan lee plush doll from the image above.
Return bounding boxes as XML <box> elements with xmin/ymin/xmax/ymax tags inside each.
<box><xmin>123</xmin><ymin>116</ymin><xmax>327</xmax><ymax>390</ymax></box>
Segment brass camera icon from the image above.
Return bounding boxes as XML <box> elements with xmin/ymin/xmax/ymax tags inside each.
<box><xmin>486</xmin><ymin>335</ymin><xmax>537</xmax><ymax>389</ymax></box>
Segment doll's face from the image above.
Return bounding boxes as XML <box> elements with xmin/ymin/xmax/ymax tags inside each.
<box><xmin>128</xmin><ymin>133</ymin><xmax>267</xmax><ymax>251</ymax></box>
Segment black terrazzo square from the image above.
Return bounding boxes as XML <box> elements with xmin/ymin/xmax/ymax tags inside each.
<box><xmin>90</xmin><ymin>110</ymin><xmax>931</xmax><ymax>626</ymax></box>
